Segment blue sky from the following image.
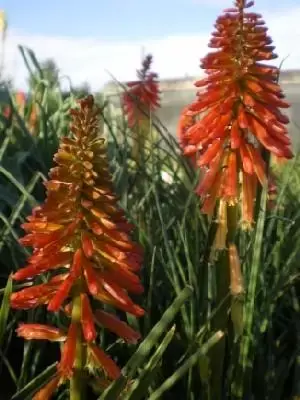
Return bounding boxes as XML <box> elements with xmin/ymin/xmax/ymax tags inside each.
<box><xmin>3</xmin><ymin>0</ymin><xmax>299</xmax><ymax>40</ymax></box>
<box><xmin>3</xmin><ymin>0</ymin><xmax>215</xmax><ymax>39</ymax></box>
<box><xmin>2</xmin><ymin>0</ymin><xmax>300</xmax><ymax>90</ymax></box>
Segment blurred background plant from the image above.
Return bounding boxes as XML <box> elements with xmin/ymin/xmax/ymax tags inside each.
<box><xmin>0</xmin><ymin>1</ymin><xmax>300</xmax><ymax>399</ymax></box>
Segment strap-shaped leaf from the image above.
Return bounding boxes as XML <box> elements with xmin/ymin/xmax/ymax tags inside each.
<box><xmin>0</xmin><ymin>275</ymin><xmax>12</xmax><ymax>347</ymax></box>
<box><xmin>99</xmin><ymin>286</ymin><xmax>193</xmax><ymax>399</ymax></box>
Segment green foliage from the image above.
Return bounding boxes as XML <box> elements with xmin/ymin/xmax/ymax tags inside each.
<box><xmin>11</xmin><ymin>362</ymin><xmax>58</xmax><ymax>400</ymax></box>
<box><xmin>99</xmin><ymin>287</ymin><xmax>194</xmax><ymax>399</ymax></box>
<box><xmin>0</xmin><ymin>46</ymin><xmax>299</xmax><ymax>400</ymax></box>
<box><xmin>0</xmin><ymin>275</ymin><xmax>12</xmax><ymax>346</ymax></box>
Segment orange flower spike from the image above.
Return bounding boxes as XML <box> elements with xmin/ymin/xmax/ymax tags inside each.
<box><xmin>16</xmin><ymin>324</ymin><xmax>66</xmax><ymax>342</ymax></box>
<box><xmin>122</xmin><ymin>54</ymin><xmax>160</xmax><ymax>128</ymax></box>
<box><xmin>178</xmin><ymin>0</ymin><xmax>293</xmax><ymax>220</ymax></box>
<box><xmin>81</xmin><ymin>293</ymin><xmax>97</xmax><ymax>342</ymax></box>
<box><xmin>11</xmin><ymin>96</ymin><xmax>144</xmax><ymax>397</ymax></box>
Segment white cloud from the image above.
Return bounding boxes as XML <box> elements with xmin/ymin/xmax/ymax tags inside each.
<box><xmin>2</xmin><ymin>5</ymin><xmax>300</xmax><ymax>91</ymax></box>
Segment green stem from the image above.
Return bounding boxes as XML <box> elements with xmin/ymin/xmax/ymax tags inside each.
<box><xmin>208</xmin><ymin>203</ymin><xmax>237</xmax><ymax>400</ymax></box>
<box><xmin>70</xmin><ymin>289</ymin><xmax>86</xmax><ymax>400</ymax></box>
<box><xmin>226</xmin><ymin>204</ymin><xmax>244</xmax><ymax>338</ymax></box>
<box><xmin>209</xmin><ymin>250</ymin><xmax>229</xmax><ymax>400</ymax></box>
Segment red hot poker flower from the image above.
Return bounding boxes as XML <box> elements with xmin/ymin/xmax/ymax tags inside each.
<box><xmin>11</xmin><ymin>95</ymin><xmax>144</xmax><ymax>397</ymax></box>
<box><xmin>178</xmin><ymin>0</ymin><xmax>293</xmax><ymax>229</ymax></box>
<box><xmin>122</xmin><ymin>54</ymin><xmax>160</xmax><ymax>128</ymax></box>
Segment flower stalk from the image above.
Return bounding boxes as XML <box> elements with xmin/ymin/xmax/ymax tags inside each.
<box><xmin>70</xmin><ymin>288</ymin><xmax>86</xmax><ymax>400</ymax></box>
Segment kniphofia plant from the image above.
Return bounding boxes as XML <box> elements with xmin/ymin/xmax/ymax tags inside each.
<box><xmin>10</xmin><ymin>95</ymin><xmax>144</xmax><ymax>399</ymax></box>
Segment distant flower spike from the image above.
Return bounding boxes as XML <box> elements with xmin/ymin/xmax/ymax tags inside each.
<box><xmin>11</xmin><ymin>95</ymin><xmax>144</xmax><ymax>398</ymax></box>
<box><xmin>123</xmin><ymin>54</ymin><xmax>160</xmax><ymax>128</ymax></box>
<box><xmin>1</xmin><ymin>90</ymin><xmax>39</xmax><ymax>134</ymax></box>
<box><xmin>178</xmin><ymin>0</ymin><xmax>293</xmax><ymax>229</ymax></box>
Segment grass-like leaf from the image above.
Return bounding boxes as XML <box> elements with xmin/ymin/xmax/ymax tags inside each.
<box><xmin>0</xmin><ymin>275</ymin><xmax>12</xmax><ymax>347</ymax></box>
<box><xmin>99</xmin><ymin>286</ymin><xmax>193</xmax><ymax>399</ymax></box>
<box><xmin>148</xmin><ymin>330</ymin><xmax>225</xmax><ymax>400</ymax></box>
<box><xmin>11</xmin><ymin>362</ymin><xmax>58</xmax><ymax>400</ymax></box>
